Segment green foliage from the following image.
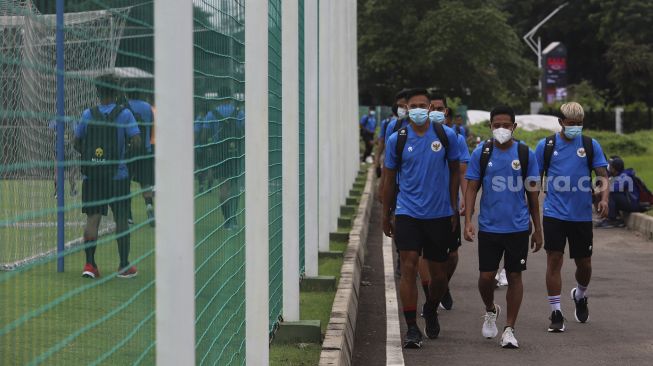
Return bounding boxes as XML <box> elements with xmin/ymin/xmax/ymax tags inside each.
<box><xmin>358</xmin><ymin>0</ymin><xmax>537</xmax><ymax>109</ymax></box>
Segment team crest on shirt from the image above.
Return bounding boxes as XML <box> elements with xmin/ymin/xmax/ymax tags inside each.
<box><xmin>431</xmin><ymin>140</ymin><xmax>442</xmax><ymax>152</ymax></box>
<box><xmin>511</xmin><ymin>159</ymin><xmax>521</xmax><ymax>171</ymax></box>
<box><xmin>488</xmin><ymin>161</ymin><xmax>493</xmax><ymax>167</ymax></box>
<box><xmin>408</xmin><ymin>146</ymin><xmax>414</xmax><ymax>152</ymax></box>
<box><xmin>577</xmin><ymin>147</ymin><xmax>586</xmax><ymax>158</ymax></box>
<box><xmin>553</xmin><ymin>151</ymin><xmax>559</xmax><ymax>156</ymax></box>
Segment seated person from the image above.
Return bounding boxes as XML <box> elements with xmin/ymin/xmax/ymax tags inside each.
<box><xmin>596</xmin><ymin>157</ymin><xmax>646</xmax><ymax>228</ymax></box>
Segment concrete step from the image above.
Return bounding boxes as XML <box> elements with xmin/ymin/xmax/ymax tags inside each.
<box><xmin>329</xmin><ymin>231</ymin><xmax>349</xmax><ymax>243</ymax></box>
<box><xmin>301</xmin><ymin>275</ymin><xmax>336</xmax><ymax>291</ymax></box>
<box><xmin>273</xmin><ymin>320</ymin><xmax>322</xmax><ymax>344</ymax></box>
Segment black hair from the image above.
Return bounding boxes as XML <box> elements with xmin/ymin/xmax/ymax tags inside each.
<box><xmin>394</xmin><ymin>88</ymin><xmax>410</xmax><ymax>102</ymax></box>
<box><xmin>429</xmin><ymin>94</ymin><xmax>448</xmax><ymax>108</ymax></box>
<box><xmin>369</xmin><ymin>106</ymin><xmax>375</xmax><ymax>111</ymax></box>
<box><xmin>610</xmin><ymin>157</ymin><xmax>625</xmax><ymax>173</ymax></box>
<box><xmin>404</xmin><ymin>88</ymin><xmax>430</xmax><ymax>104</ymax></box>
<box><xmin>391</xmin><ymin>103</ymin><xmax>398</xmax><ymax>116</ymax></box>
<box><xmin>490</xmin><ymin>105</ymin><xmax>515</xmax><ymax>123</ymax></box>
<box><xmin>96</xmin><ymin>74</ymin><xmax>120</xmax><ymax>100</ymax></box>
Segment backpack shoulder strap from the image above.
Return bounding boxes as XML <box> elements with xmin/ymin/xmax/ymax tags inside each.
<box><xmin>516</xmin><ymin>140</ymin><xmax>529</xmax><ymax>183</ymax></box>
<box><xmin>478</xmin><ymin>139</ymin><xmax>494</xmax><ymax>185</ymax></box>
<box><xmin>395</xmin><ymin>127</ymin><xmax>408</xmax><ymax>170</ymax></box>
<box><xmin>107</xmin><ymin>105</ymin><xmax>125</xmax><ymax>121</ymax></box>
<box><xmin>392</xmin><ymin>118</ymin><xmax>404</xmax><ymax>134</ymax></box>
<box><xmin>455</xmin><ymin>125</ymin><xmax>461</xmax><ymax>135</ymax></box>
<box><xmin>543</xmin><ymin>134</ymin><xmax>556</xmax><ymax>177</ymax></box>
<box><xmin>89</xmin><ymin>106</ymin><xmax>104</xmax><ymax>121</ymax></box>
<box><xmin>432</xmin><ymin>122</ymin><xmax>449</xmax><ymax>159</ymax></box>
<box><xmin>582</xmin><ymin>135</ymin><xmax>594</xmax><ymax>174</ymax></box>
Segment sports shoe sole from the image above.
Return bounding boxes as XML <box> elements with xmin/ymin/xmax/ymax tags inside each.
<box><xmin>571</xmin><ymin>288</ymin><xmax>589</xmax><ymax>323</ymax></box>
<box><xmin>403</xmin><ymin>341</ymin><xmax>422</xmax><ymax>349</ymax></box>
<box><xmin>82</xmin><ymin>271</ymin><xmax>96</xmax><ymax>279</ymax></box>
<box><xmin>501</xmin><ymin>343</ymin><xmax>519</xmax><ymax>349</ymax></box>
<box><xmin>547</xmin><ymin>324</ymin><xmax>565</xmax><ymax>333</ymax></box>
<box><xmin>117</xmin><ymin>272</ymin><xmax>138</xmax><ymax>279</ymax></box>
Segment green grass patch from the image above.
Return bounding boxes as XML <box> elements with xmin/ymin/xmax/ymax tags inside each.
<box><xmin>270</xmin><ymin>343</ymin><xmax>322</xmax><ymax>366</ymax></box>
<box><xmin>330</xmin><ymin>241</ymin><xmax>347</xmax><ymax>253</ymax></box>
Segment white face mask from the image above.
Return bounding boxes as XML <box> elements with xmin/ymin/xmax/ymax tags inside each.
<box><xmin>397</xmin><ymin>107</ymin><xmax>407</xmax><ymax>119</ymax></box>
<box><xmin>492</xmin><ymin>127</ymin><xmax>513</xmax><ymax>144</ymax></box>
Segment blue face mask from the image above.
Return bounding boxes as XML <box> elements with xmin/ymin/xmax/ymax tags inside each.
<box><xmin>408</xmin><ymin>108</ymin><xmax>429</xmax><ymax>126</ymax></box>
<box><xmin>564</xmin><ymin>125</ymin><xmax>583</xmax><ymax>139</ymax></box>
<box><xmin>217</xmin><ymin>103</ymin><xmax>235</xmax><ymax>117</ymax></box>
<box><xmin>428</xmin><ymin>110</ymin><xmax>446</xmax><ymax>124</ymax></box>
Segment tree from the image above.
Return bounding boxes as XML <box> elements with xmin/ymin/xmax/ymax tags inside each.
<box><xmin>358</xmin><ymin>0</ymin><xmax>537</xmax><ymax>109</ymax></box>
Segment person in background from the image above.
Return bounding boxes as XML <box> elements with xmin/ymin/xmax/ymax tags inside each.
<box><xmin>454</xmin><ymin>114</ymin><xmax>468</xmax><ymax>138</ymax></box>
<box><xmin>360</xmin><ymin>106</ymin><xmax>377</xmax><ymax>163</ymax></box>
<box><xmin>596</xmin><ymin>156</ymin><xmax>644</xmax><ymax>228</ymax></box>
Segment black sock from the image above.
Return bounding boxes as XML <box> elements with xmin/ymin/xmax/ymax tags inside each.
<box><xmin>84</xmin><ymin>240</ymin><xmax>97</xmax><ymax>267</ymax></box>
<box><xmin>404</xmin><ymin>308</ymin><xmax>417</xmax><ymax>326</ymax></box>
<box><xmin>144</xmin><ymin>196</ymin><xmax>153</xmax><ymax>206</ymax></box>
<box><xmin>117</xmin><ymin>236</ymin><xmax>130</xmax><ymax>268</ymax></box>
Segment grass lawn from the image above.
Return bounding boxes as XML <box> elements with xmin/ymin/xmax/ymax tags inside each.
<box><xmin>1</xmin><ymin>178</ymin><xmax>246</xmax><ymax>365</ymax></box>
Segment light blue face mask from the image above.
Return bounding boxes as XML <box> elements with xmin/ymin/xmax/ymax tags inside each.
<box><xmin>428</xmin><ymin>110</ymin><xmax>446</xmax><ymax>124</ymax></box>
<box><xmin>409</xmin><ymin>108</ymin><xmax>429</xmax><ymax>126</ymax></box>
<box><xmin>564</xmin><ymin>125</ymin><xmax>583</xmax><ymax>139</ymax></box>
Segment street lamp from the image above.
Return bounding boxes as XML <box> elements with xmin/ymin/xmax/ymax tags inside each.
<box><xmin>523</xmin><ymin>2</ymin><xmax>568</xmax><ymax>99</ymax></box>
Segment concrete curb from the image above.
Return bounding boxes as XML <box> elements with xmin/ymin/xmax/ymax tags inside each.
<box><xmin>625</xmin><ymin>212</ymin><xmax>653</xmax><ymax>241</ymax></box>
<box><xmin>319</xmin><ymin>167</ymin><xmax>375</xmax><ymax>366</ymax></box>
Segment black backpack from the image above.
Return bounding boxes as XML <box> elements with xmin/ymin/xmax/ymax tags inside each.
<box><xmin>81</xmin><ymin>106</ymin><xmax>124</xmax><ymax>181</ymax></box>
<box><xmin>478</xmin><ymin>139</ymin><xmax>530</xmax><ymax>190</ymax></box>
<box><xmin>542</xmin><ymin>134</ymin><xmax>594</xmax><ymax>178</ymax></box>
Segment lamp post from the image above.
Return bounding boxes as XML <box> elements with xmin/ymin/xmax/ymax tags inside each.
<box><xmin>523</xmin><ymin>3</ymin><xmax>568</xmax><ymax>100</ymax></box>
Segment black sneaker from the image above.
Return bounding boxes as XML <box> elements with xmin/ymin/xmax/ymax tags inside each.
<box><xmin>571</xmin><ymin>288</ymin><xmax>589</xmax><ymax>323</ymax></box>
<box><xmin>423</xmin><ymin>303</ymin><xmax>440</xmax><ymax>339</ymax></box>
<box><xmin>548</xmin><ymin>310</ymin><xmax>565</xmax><ymax>333</ymax></box>
<box><xmin>403</xmin><ymin>325</ymin><xmax>423</xmax><ymax>349</ymax></box>
<box><xmin>440</xmin><ymin>290</ymin><xmax>453</xmax><ymax>310</ymax></box>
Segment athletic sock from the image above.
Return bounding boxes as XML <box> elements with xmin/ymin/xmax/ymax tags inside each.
<box><xmin>117</xmin><ymin>236</ymin><xmax>130</xmax><ymax>269</ymax></box>
<box><xmin>403</xmin><ymin>307</ymin><xmax>417</xmax><ymax>326</ymax></box>
<box><xmin>548</xmin><ymin>295</ymin><xmax>561</xmax><ymax>312</ymax></box>
<box><xmin>144</xmin><ymin>197</ymin><xmax>153</xmax><ymax>207</ymax></box>
<box><xmin>220</xmin><ymin>202</ymin><xmax>230</xmax><ymax>222</ymax></box>
<box><xmin>575</xmin><ymin>283</ymin><xmax>588</xmax><ymax>300</ymax></box>
<box><xmin>84</xmin><ymin>240</ymin><xmax>97</xmax><ymax>267</ymax></box>
<box><xmin>421</xmin><ymin>280</ymin><xmax>430</xmax><ymax>299</ymax></box>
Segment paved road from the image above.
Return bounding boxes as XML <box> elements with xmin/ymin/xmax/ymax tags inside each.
<box><xmin>353</xmin><ymin>200</ymin><xmax>653</xmax><ymax>366</ymax></box>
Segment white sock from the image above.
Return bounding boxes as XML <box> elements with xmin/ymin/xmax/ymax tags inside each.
<box><xmin>548</xmin><ymin>295</ymin><xmax>561</xmax><ymax>312</ymax></box>
<box><xmin>575</xmin><ymin>284</ymin><xmax>588</xmax><ymax>300</ymax></box>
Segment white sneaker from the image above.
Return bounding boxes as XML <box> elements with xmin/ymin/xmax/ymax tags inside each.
<box><xmin>495</xmin><ymin>269</ymin><xmax>508</xmax><ymax>287</ymax></box>
<box><xmin>365</xmin><ymin>156</ymin><xmax>373</xmax><ymax>164</ymax></box>
<box><xmin>500</xmin><ymin>327</ymin><xmax>519</xmax><ymax>348</ymax></box>
<box><xmin>482</xmin><ymin>304</ymin><xmax>501</xmax><ymax>339</ymax></box>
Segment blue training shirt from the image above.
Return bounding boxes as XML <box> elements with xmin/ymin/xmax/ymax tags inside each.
<box><xmin>360</xmin><ymin>114</ymin><xmax>377</xmax><ymax>134</ymax></box>
<box><xmin>535</xmin><ymin>133</ymin><xmax>608</xmax><ymax>222</ymax></box>
<box><xmin>385</xmin><ymin>122</ymin><xmax>461</xmax><ymax>219</ymax></box>
<box><xmin>75</xmin><ymin>103</ymin><xmax>140</xmax><ymax>181</ymax></box>
<box><xmin>466</xmin><ymin>141</ymin><xmax>540</xmax><ymax>233</ymax></box>
<box><xmin>128</xmin><ymin>99</ymin><xmax>154</xmax><ymax>153</ymax></box>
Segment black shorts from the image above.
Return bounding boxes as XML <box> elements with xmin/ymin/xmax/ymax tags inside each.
<box><xmin>131</xmin><ymin>146</ymin><xmax>155</xmax><ymax>187</ymax></box>
<box><xmin>394</xmin><ymin>215</ymin><xmax>453</xmax><ymax>263</ymax></box>
<box><xmin>82</xmin><ymin>178</ymin><xmax>131</xmax><ymax>218</ymax></box>
<box><xmin>543</xmin><ymin>216</ymin><xmax>593</xmax><ymax>258</ymax></box>
<box><xmin>450</xmin><ymin>219</ymin><xmax>462</xmax><ymax>252</ymax></box>
<box><xmin>478</xmin><ymin>231</ymin><xmax>529</xmax><ymax>273</ymax></box>
<box><xmin>213</xmin><ymin>141</ymin><xmax>239</xmax><ymax>181</ymax></box>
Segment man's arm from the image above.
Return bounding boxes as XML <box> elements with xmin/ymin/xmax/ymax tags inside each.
<box><xmin>526</xmin><ymin>187</ymin><xmax>543</xmax><ymax>252</ymax></box>
<box><xmin>595</xmin><ymin>166</ymin><xmax>609</xmax><ymax>218</ymax></box>
<box><xmin>382</xmin><ymin>167</ymin><xmax>397</xmax><ymax>237</ymax></box>
<box><xmin>459</xmin><ymin>162</ymin><xmax>468</xmax><ymax>215</ymax></box>
<box><xmin>448</xmin><ymin>160</ymin><xmax>460</xmax><ymax>230</ymax></box>
<box><xmin>464</xmin><ymin>179</ymin><xmax>480</xmax><ymax>241</ymax></box>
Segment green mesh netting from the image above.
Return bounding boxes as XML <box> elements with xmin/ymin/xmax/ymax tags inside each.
<box><xmin>1</xmin><ymin>1</ymin><xmax>156</xmax><ymax>364</ymax></box>
<box><xmin>267</xmin><ymin>0</ymin><xmax>283</xmax><ymax>336</ymax></box>
<box><xmin>298</xmin><ymin>0</ymin><xmax>306</xmax><ymax>276</ymax></box>
<box><xmin>193</xmin><ymin>0</ymin><xmax>246</xmax><ymax>364</ymax></box>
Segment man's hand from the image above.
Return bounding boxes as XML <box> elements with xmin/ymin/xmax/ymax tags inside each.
<box><xmin>531</xmin><ymin>229</ymin><xmax>543</xmax><ymax>253</ymax></box>
<box><xmin>383</xmin><ymin>214</ymin><xmax>394</xmax><ymax>237</ymax></box>
<box><xmin>464</xmin><ymin>221</ymin><xmax>475</xmax><ymax>242</ymax></box>
<box><xmin>597</xmin><ymin>199</ymin><xmax>609</xmax><ymax>218</ymax></box>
